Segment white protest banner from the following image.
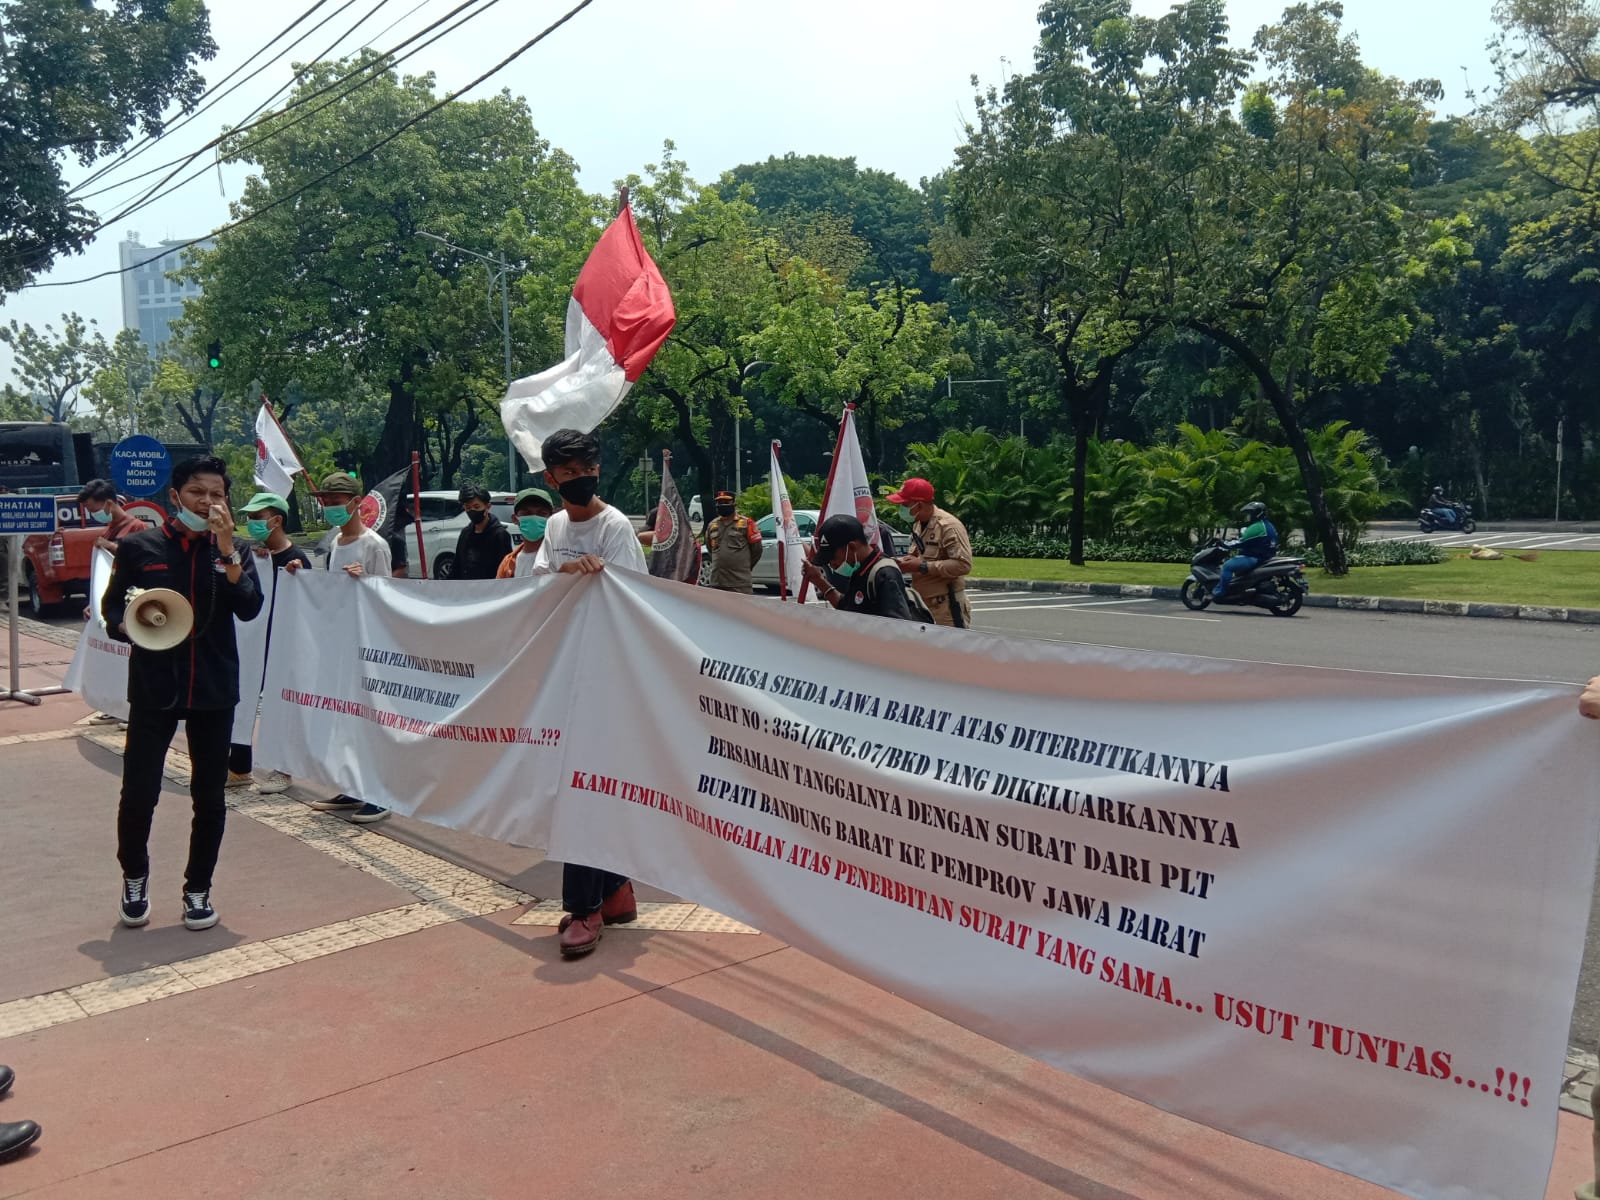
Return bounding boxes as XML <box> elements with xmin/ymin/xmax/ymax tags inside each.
<box><xmin>256</xmin><ymin>570</ymin><xmax>1600</xmax><ymax>1200</ymax></box>
<box><xmin>62</xmin><ymin>547</ymin><xmax>130</xmax><ymax>720</ymax></box>
<box><xmin>230</xmin><ymin>558</ymin><xmax>275</xmax><ymax>746</ymax></box>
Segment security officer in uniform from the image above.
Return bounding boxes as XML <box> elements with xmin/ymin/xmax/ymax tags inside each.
<box><xmin>706</xmin><ymin>490</ymin><xmax>763</xmax><ymax>593</ymax></box>
<box><xmin>889</xmin><ymin>476</ymin><xmax>972</xmax><ymax>628</ymax></box>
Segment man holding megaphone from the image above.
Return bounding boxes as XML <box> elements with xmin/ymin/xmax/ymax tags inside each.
<box><xmin>102</xmin><ymin>456</ymin><xmax>263</xmax><ymax>931</ymax></box>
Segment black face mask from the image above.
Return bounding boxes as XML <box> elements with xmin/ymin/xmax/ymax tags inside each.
<box><xmin>716</xmin><ymin>504</ymin><xmax>735</xmax><ymax>517</ymax></box>
<box><xmin>467</xmin><ymin>509</ymin><xmax>488</xmax><ymax>524</ymax></box>
<box><xmin>557</xmin><ymin>475</ymin><xmax>600</xmax><ymax>506</ymax></box>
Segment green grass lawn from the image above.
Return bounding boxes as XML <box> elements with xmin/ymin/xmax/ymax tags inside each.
<box><xmin>972</xmin><ymin>550</ymin><xmax>1600</xmax><ymax>608</ymax></box>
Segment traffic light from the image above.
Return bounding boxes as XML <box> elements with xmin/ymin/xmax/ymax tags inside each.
<box><xmin>206</xmin><ymin>340</ymin><xmax>221</xmax><ymax>370</ymax></box>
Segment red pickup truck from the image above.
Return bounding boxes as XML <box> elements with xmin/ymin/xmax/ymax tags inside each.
<box><xmin>13</xmin><ymin>497</ymin><xmax>159</xmax><ymax>617</ymax></box>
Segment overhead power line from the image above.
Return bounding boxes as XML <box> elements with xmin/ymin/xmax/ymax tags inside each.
<box><xmin>63</xmin><ymin>0</ymin><xmax>500</xmax><ymax>238</ymax></box>
<box><xmin>76</xmin><ymin>0</ymin><xmax>445</xmax><ymax>205</ymax></box>
<box><xmin>86</xmin><ymin>0</ymin><xmax>395</xmax><ymax>211</ymax></box>
<box><xmin>69</xmin><ymin>0</ymin><xmax>348</xmax><ymax>197</ymax></box>
<box><xmin>3</xmin><ymin>0</ymin><xmax>501</xmax><ymax>274</ymax></box>
<box><xmin>27</xmin><ymin>0</ymin><xmax>599</xmax><ymax>291</ymax></box>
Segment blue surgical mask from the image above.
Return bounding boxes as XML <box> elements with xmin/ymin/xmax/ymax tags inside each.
<box><xmin>897</xmin><ymin>505</ymin><xmax>913</xmax><ymax>521</ymax></box>
<box><xmin>322</xmin><ymin>503</ymin><xmax>351</xmax><ymax>527</ymax></box>
<box><xmin>246</xmin><ymin>518</ymin><xmax>272</xmax><ymax>540</ymax></box>
<box><xmin>176</xmin><ymin>507</ymin><xmax>210</xmax><ymax>534</ymax></box>
<box><xmin>836</xmin><ymin>557</ymin><xmax>859</xmax><ymax>579</ymax></box>
<box><xmin>90</xmin><ymin>509</ymin><xmax>112</xmax><ymax>525</ymax></box>
<box><xmin>518</xmin><ymin>515</ymin><xmax>548</xmax><ymax>541</ymax></box>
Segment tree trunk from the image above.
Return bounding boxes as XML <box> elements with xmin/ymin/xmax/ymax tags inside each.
<box><xmin>372</xmin><ymin>358</ymin><xmax>418</xmax><ymax>486</ymax></box>
<box><xmin>1189</xmin><ymin>322</ymin><xmax>1349</xmax><ymax>575</ymax></box>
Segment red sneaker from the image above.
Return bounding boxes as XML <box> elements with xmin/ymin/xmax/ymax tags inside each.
<box><xmin>600</xmin><ymin>880</ymin><xmax>637</xmax><ymax>926</ymax></box>
<box><xmin>558</xmin><ymin>912</ymin><xmax>603</xmax><ymax>957</ymax></box>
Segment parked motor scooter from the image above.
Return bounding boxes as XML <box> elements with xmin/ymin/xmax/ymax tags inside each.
<box><xmin>1180</xmin><ymin>540</ymin><xmax>1308</xmax><ymax>616</ymax></box>
<box><xmin>1418</xmin><ymin>502</ymin><xmax>1475</xmax><ymax>534</ymax></box>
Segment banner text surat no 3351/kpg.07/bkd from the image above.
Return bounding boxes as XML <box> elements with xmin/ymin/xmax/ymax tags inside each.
<box><xmin>243</xmin><ymin>568</ymin><xmax>1599</xmax><ymax>1200</ymax></box>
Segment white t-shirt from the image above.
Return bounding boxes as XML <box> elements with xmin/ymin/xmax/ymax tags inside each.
<box><xmin>326</xmin><ymin>525</ymin><xmax>393</xmax><ymax>578</ymax></box>
<box><xmin>532</xmin><ymin>505</ymin><xmax>647</xmax><ymax>575</ymax></box>
<box><xmin>513</xmin><ymin>546</ymin><xmax>542</xmax><ymax>578</ymax></box>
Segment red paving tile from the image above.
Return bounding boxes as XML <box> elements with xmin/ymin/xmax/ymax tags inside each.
<box><xmin>0</xmin><ymin>914</ymin><xmax>782</xmax><ymax>1198</ymax></box>
<box><xmin>2</xmin><ymin>738</ymin><xmax>418</xmax><ymax>1000</ymax></box>
<box><xmin>0</xmin><ymin>926</ymin><xmax>1587</xmax><ymax>1200</ymax></box>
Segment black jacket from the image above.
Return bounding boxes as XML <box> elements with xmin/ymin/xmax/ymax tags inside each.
<box><xmin>453</xmin><ymin>512</ymin><xmax>513</xmax><ymax>580</ymax></box>
<box><xmin>103</xmin><ymin>520</ymin><xmax>264</xmax><ymax>712</ymax></box>
<box><xmin>835</xmin><ymin>550</ymin><xmax>914</xmax><ymax>620</ymax></box>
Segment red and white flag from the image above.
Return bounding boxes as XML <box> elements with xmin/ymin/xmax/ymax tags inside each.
<box><xmin>254</xmin><ymin>401</ymin><xmax>305</xmax><ymax>497</ymax></box>
<box><xmin>501</xmin><ymin>204</ymin><xmax>676</xmax><ymax>471</ymax></box>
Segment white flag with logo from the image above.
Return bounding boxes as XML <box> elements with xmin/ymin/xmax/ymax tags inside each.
<box><xmin>769</xmin><ymin>442</ymin><xmax>807</xmax><ymax>600</ymax></box>
<box><xmin>254</xmin><ymin>403</ymin><xmax>304</xmax><ymax>496</ymax></box>
<box><xmin>821</xmin><ymin>405</ymin><xmax>886</xmax><ymax>553</ymax></box>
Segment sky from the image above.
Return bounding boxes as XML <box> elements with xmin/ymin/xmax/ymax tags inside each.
<box><xmin>0</xmin><ymin>0</ymin><xmax>1505</xmax><ymax>389</ymax></box>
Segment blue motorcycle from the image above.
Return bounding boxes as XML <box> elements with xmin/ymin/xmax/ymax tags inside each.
<box><xmin>1418</xmin><ymin>502</ymin><xmax>1474</xmax><ymax>534</ymax></box>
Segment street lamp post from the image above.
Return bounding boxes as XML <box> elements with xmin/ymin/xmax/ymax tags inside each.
<box><xmin>739</xmin><ymin>361</ymin><xmax>780</xmax><ymax>496</ymax></box>
<box><xmin>418</xmin><ymin>231</ymin><xmax>518</xmax><ymax>491</ymax></box>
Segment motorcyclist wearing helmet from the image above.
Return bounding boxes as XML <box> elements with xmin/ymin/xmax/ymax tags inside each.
<box><xmin>1426</xmin><ymin>485</ymin><xmax>1462</xmax><ymax>521</ymax></box>
<box><xmin>1214</xmin><ymin>501</ymin><xmax>1279</xmax><ymax>598</ymax></box>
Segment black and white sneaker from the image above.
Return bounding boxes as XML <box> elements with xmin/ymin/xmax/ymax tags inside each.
<box><xmin>119</xmin><ymin>875</ymin><xmax>150</xmax><ymax>927</ymax></box>
<box><xmin>348</xmin><ymin>803</ymin><xmax>390</xmax><ymax>824</ymax></box>
<box><xmin>182</xmin><ymin>891</ymin><xmax>218</xmax><ymax>930</ymax></box>
<box><xmin>309</xmin><ymin>794</ymin><xmax>364</xmax><ymax>812</ymax></box>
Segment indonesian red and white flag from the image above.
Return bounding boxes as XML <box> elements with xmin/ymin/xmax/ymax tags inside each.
<box><xmin>769</xmin><ymin>441</ymin><xmax>805</xmax><ymax>601</ymax></box>
<box><xmin>254</xmin><ymin>401</ymin><xmax>305</xmax><ymax>497</ymax></box>
<box><xmin>501</xmin><ymin>204</ymin><xmax>676</xmax><ymax>471</ymax></box>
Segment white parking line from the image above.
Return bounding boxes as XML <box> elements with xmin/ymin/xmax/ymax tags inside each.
<box><xmin>1513</xmin><ymin>536</ymin><xmax>1593</xmax><ymax>549</ymax></box>
<box><xmin>974</xmin><ymin>597</ymin><xmax>1157</xmax><ymax>611</ymax></box>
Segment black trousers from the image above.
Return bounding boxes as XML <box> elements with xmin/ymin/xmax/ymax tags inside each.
<box><xmin>562</xmin><ymin>864</ymin><xmax>629</xmax><ymax>916</ymax></box>
<box><xmin>117</xmin><ymin>706</ymin><xmax>233</xmax><ymax>893</ymax></box>
<box><xmin>228</xmin><ymin>743</ymin><xmax>252</xmax><ymax>774</ymax></box>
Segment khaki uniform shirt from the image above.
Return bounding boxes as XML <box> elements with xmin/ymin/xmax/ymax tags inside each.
<box><xmin>909</xmin><ymin>506</ymin><xmax>972</xmax><ymax>628</ymax></box>
<box><xmin>708</xmin><ymin>513</ymin><xmax>763</xmax><ymax>592</ymax></box>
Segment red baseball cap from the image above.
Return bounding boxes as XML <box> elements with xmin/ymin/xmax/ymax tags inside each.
<box><xmin>886</xmin><ymin>477</ymin><xmax>934</xmax><ymax>504</ymax></box>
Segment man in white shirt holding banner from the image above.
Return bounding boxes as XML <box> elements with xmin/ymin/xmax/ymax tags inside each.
<box><xmin>532</xmin><ymin>428</ymin><xmax>646</xmax><ymax>956</ymax></box>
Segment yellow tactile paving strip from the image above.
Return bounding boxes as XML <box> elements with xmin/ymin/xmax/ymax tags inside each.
<box><xmin>513</xmin><ymin>900</ymin><xmax>759</xmax><ymax>935</ymax></box>
<box><xmin>0</xmin><ymin>726</ymin><xmax>759</xmax><ymax>1040</ymax></box>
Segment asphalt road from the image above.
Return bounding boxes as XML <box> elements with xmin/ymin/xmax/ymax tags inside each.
<box><xmin>967</xmin><ymin>588</ymin><xmax>1598</xmax><ymax>683</ymax></box>
<box><xmin>967</xmin><ymin>590</ymin><xmax>1600</xmax><ymax>1052</ymax></box>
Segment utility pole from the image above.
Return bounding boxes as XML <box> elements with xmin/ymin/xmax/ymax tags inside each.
<box><xmin>1556</xmin><ymin>417</ymin><xmax>1565</xmax><ymax>523</ymax></box>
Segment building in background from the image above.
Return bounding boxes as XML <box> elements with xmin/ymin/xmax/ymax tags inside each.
<box><xmin>118</xmin><ymin>233</ymin><xmax>211</xmax><ymax>354</ymax></box>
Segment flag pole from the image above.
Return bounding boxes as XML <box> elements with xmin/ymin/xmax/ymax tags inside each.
<box><xmin>772</xmin><ymin>439</ymin><xmax>788</xmax><ymax>602</ymax></box>
<box><xmin>410</xmin><ymin>451</ymin><xmax>428</xmax><ymax>579</ymax></box>
<box><xmin>798</xmin><ymin>404</ymin><xmax>853</xmax><ymax>604</ymax></box>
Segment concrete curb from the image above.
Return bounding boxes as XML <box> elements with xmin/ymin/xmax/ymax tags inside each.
<box><xmin>968</xmin><ymin>577</ymin><xmax>1600</xmax><ymax>625</ymax></box>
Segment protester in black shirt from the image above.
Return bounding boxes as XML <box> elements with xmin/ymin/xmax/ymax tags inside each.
<box><xmin>453</xmin><ymin>483</ymin><xmax>512</xmax><ymax>580</ymax></box>
<box><xmin>801</xmin><ymin>515</ymin><xmax>917</xmax><ymax>620</ymax></box>
<box><xmin>103</xmin><ymin>456</ymin><xmax>263</xmax><ymax>932</ymax></box>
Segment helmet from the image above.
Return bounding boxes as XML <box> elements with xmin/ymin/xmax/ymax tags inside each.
<box><xmin>1240</xmin><ymin>501</ymin><xmax>1267</xmax><ymax>522</ymax></box>
<box><xmin>1430</xmin><ymin>485</ymin><xmax>1444</xmax><ymax>496</ymax></box>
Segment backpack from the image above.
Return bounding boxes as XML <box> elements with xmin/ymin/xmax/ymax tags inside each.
<box><xmin>866</xmin><ymin>557</ymin><xmax>936</xmax><ymax>624</ymax></box>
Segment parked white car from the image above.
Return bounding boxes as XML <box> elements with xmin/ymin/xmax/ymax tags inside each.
<box><xmin>411</xmin><ymin>490</ymin><xmax>517</xmax><ymax>578</ymax></box>
<box><xmin>688</xmin><ymin>493</ymin><xmax>703</xmax><ymax>523</ymax></box>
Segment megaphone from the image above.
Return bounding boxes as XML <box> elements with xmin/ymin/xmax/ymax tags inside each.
<box><xmin>124</xmin><ymin>587</ymin><xmax>194</xmax><ymax>652</ymax></box>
